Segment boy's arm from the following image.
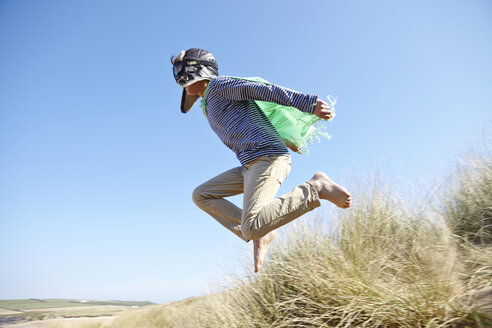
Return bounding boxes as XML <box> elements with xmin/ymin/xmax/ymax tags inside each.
<box><xmin>214</xmin><ymin>77</ymin><xmax>318</xmax><ymax>114</ymax></box>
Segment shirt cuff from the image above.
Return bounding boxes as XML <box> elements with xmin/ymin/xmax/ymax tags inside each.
<box><xmin>304</xmin><ymin>94</ymin><xmax>317</xmax><ymax>114</ymax></box>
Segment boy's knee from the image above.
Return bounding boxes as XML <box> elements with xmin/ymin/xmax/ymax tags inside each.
<box><xmin>240</xmin><ymin>219</ymin><xmax>261</xmax><ymax>240</ymax></box>
<box><xmin>192</xmin><ymin>186</ymin><xmax>206</xmax><ymax>207</ymax></box>
<box><xmin>240</xmin><ymin>225</ymin><xmax>254</xmax><ymax>240</ymax></box>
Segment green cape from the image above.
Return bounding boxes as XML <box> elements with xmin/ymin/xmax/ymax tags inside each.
<box><xmin>201</xmin><ymin>76</ymin><xmax>334</xmax><ymax>153</ymax></box>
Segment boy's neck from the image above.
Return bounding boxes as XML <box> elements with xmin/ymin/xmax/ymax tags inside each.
<box><xmin>198</xmin><ymin>80</ymin><xmax>209</xmax><ymax>98</ymax></box>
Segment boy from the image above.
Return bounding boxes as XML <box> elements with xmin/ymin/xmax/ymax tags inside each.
<box><xmin>171</xmin><ymin>48</ymin><xmax>351</xmax><ymax>272</ymax></box>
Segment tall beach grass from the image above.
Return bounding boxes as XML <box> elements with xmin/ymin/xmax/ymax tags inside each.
<box><xmin>57</xmin><ymin>153</ymin><xmax>492</xmax><ymax>328</ymax></box>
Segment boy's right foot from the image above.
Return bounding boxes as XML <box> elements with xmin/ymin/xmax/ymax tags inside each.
<box><xmin>309</xmin><ymin>172</ymin><xmax>352</xmax><ymax>208</ymax></box>
<box><xmin>253</xmin><ymin>230</ymin><xmax>276</xmax><ymax>273</ymax></box>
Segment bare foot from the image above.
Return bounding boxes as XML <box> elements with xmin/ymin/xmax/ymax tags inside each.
<box><xmin>253</xmin><ymin>230</ymin><xmax>276</xmax><ymax>273</ymax></box>
<box><xmin>309</xmin><ymin>172</ymin><xmax>352</xmax><ymax>208</ymax></box>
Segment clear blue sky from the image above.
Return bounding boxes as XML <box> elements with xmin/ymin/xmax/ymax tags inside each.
<box><xmin>1</xmin><ymin>0</ymin><xmax>490</xmax><ymax>303</ymax></box>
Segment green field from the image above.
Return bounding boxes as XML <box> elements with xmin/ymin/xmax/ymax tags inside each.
<box><xmin>0</xmin><ymin>299</ymin><xmax>153</xmax><ymax>311</ymax></box>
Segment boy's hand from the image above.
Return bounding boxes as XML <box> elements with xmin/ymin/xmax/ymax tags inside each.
<box><xmin>313</xmin><ymin>98</ymin><xmax>333</xmax><ymax>120</ymax></box>
<box><xmin>282</xmin><ymin>138</ymin><xmax>302</xmax><ymax>153</ymax></box>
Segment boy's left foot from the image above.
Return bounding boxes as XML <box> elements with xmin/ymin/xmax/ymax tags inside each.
<box><xmin>253</xmin><ymin>230</ymin><xmax>276</xmax><ymax>273</ymax></box>
<box><xmin>309</xmin><ymin>172</ymin><xmax>352</xmax><ymax>208</ymax></box>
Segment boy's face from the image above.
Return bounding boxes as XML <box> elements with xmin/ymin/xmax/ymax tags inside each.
<box><xmin>185</xmin><ymin>80</ymin><xmax>205</xmax><ymax>97</ymax></box>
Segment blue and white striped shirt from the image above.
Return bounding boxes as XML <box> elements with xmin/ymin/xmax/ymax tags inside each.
<box><xmin>202</xmin><ymin>76</ymin><xmax>318</xmax><ymax>165</ymax></box>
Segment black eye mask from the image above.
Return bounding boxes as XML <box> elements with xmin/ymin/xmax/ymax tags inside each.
<box><xmin>173</xmin><ymin>62</ymin><xmax>201</xmax><ymax>86</ymax></box>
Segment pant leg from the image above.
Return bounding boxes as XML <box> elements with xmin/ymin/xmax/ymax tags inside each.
<box><xmin>240</xmin><ymin>155</ymin><xmax>321</xmax><ymax>240</ymax></box>
<box><xmin>192</xmin><ymin>166</ymin><xmax>248</xmax><ymax>241</ymax></box>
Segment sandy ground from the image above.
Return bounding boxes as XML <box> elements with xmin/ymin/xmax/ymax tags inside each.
<box><xmin>0</xmin><ymin>309</ymin><xmax>22</xmax><ymax>315</ymax></box>
<box><xmin>2</xmin><ymin>316</ymin><xmax>114</xmax><ymax>328</ymax></box>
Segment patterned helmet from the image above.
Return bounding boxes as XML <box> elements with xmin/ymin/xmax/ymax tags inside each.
<box><xmin>171</xmin><ymin>48</ymin><xmax>218</xmax><ymax>113</ymax></box>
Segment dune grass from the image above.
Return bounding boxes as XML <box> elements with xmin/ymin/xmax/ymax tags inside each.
<box><xmin>443</xmin><ymin>152</ymin><xmax>492</xmax><ymax>246</ymax></box>
<box><xmin>56</xmin><ymin>153</ymin><xmax>492</xmax><ymax>328</ymax></box>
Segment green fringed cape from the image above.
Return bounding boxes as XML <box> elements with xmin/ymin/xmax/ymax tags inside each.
<box><xmin>201</xmin><ymin>76</ymin><xmax>332</xmax><ymax>153</ymax></box>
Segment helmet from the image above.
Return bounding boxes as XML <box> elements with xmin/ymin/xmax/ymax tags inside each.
<box><xmin>171</xmin><ymin>48</ymin><xmax>218</xmax><ymax>113</ymax></box>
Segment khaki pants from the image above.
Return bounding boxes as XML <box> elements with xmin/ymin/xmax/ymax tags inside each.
<box><xmin>192</xmin><ymin>155</ymin><xmax>321</xmax><ymax>241</ymax></box>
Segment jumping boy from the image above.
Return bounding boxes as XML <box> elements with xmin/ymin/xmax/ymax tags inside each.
<box><xmin>171</xmin><ymin>48</ymin><xmax>352</xmax><ymax>272</ymax></box>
